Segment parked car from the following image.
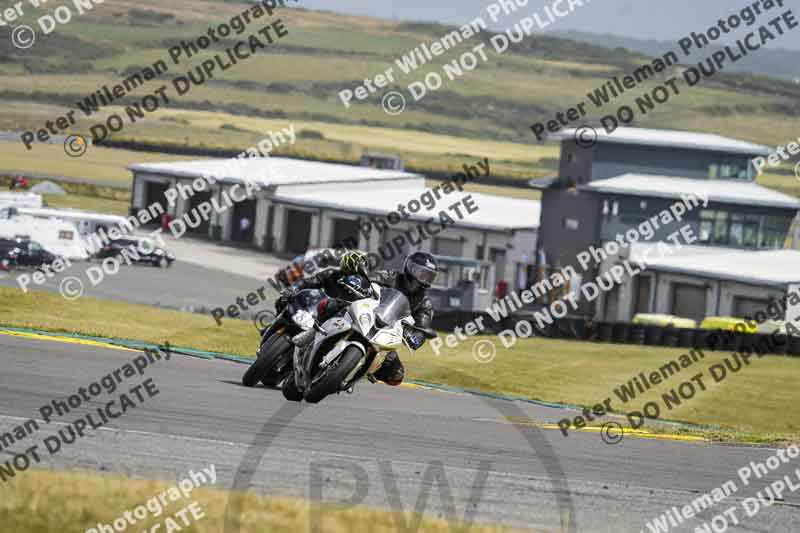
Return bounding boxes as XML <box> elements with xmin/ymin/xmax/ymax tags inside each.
<box><xmin>94</xmin><ymin>236</ymin><xmax>175</xmax><ymax>268</ymax></box>
<box><xmin>0</xmin><ymin>238</ymin><xmax>59</xmax><ymax>269</ymax></box>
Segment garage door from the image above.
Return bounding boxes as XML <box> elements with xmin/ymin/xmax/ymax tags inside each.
<box><xmin>285</xmin><ymin>210</ymin><xmax>312</xmax><ymax>255</ymax></box>
<box><xmin>733</xmin><ymin>296</ymin><xmax>770</xmax><ymax>319</ymax></box>
<box><xmin>232</xmin><ymin>198</ymin><xmax>257</xmax><ymax>243</ymax></box>
<box><xmin>634</xmin><ymin>276</ymin><xmax>652</xmax><ymax>314</ymax></box>
<box><xmin>331</xmin><ymin>218</ymin><xmax>361</xmax><ymax>249</ymax></box>
<box><xmin>671</xmin><ymin>284</ymin><xmax>707</xmax><ymax>323</ymax></box>
<box><xmin>144</xmin><ymin>181</ymin><xmax>170</xmax><ymax>224</ymax></box>
<box><xmin>604</xmin><ymin>284</ymin><xmax>620</xmax><ymax>321</ymax></box>
<box><xmin>186</xmin><ymin>191</ymin><xmax>212</xmax><ymax>234</ymax></box>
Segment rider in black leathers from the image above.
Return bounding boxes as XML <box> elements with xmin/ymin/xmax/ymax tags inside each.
<box><xmin>276</xmin><ymin>250</ymin><xmax>439</xmax><ymax>386</ymax></box>
<box><xmin>368</xmin><ymin>251</ymin><xmax>438</xmax><ymax>386</ymax></box>
<box><xmin>278</xmin><ymin>250</ymin><xmax>371</xmax><ymax>307</ymax></box>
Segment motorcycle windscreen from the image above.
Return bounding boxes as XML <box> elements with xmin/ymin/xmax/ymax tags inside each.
<box><xmin>291</xmin><ymin>289</ymin><xmax>326</xmax><ymax>317</ymax></box>
<box><xmin>375</xmin><ymin>288</ymin><xmax>411</xmax><ymax>326</ymax></box>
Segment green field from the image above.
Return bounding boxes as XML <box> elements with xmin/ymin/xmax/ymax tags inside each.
<box><xmin>2</xmin><ymin>1</ymin><xmax>800</xmax><ymax>191</ymax></box>
<box><xmin>2</xmin><ymin>287</ymin><xmax>798</xmax><ymax>443</ymax></box>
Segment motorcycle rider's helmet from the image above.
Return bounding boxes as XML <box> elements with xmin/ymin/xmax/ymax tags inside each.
<box><xmin>403</xmin><ymin>251</ymin><xmax>438</xmax><ymax>289</ymax></box>
<box><xmin>340</xmin><ymin>250</ymin><xmax>369</xmax><ymax>278</ymax></box>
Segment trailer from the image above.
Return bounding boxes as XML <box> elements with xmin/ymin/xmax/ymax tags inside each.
<box><xmin>0</xmin><ymin>214</ymin><xmax>88</xmax><ymax>260</ymax></box>
<box><xmin>0</xmin><ymin>192</ymin><xmax>43</xmax><ymax>209</ymax></box>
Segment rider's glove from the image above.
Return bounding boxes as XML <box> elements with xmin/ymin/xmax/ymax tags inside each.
<box><xmin>404</xmin><ymin>328</ymin><xmax>425</xmax><ymax>350</ymax></box>
<box><xmin>276</xmin><ymin>287</ymin><xmax>294</xmax><ymax>313</ymax></box>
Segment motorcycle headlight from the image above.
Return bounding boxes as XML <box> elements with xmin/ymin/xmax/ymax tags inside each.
<box><xmin>358</xmin><ymin>313</ymin><xmax>373</xmax><ymax>330</ymax></box>
<box><xmin>292</xmin><ymin>310</ymin><xmax>315</xmax><ymax>330</ymax></box>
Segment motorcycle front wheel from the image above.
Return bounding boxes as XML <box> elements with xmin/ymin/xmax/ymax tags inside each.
<box><xmin>282</xmin><ymin>373</ymin><xmax>303</xmax><ymax>402</ymax></box>
<box><xmin>242</xmin><ymin>333</ymin><xmax>292</xmax><ymax>388</ymax></box>
<box><xmin>303</xmin><ymin>345</ymin><xmax>364</xmax><ymax>404</ymax></box>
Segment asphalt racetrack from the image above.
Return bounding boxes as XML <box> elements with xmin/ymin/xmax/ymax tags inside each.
<box><xmin>1</xmin><ymin>333</ymin><xmax>799</xmax><ymax>532</ymax></box>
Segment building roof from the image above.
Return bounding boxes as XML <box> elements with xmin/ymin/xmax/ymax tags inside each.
<box><xmin>272</xmin><ymin>186</ymin><xmax>540</xmax><ymax>232</ymax></box>
<box><xmin>129</xmin><ymin>157</ymin><xmax>421</xmax><ymax>186</ymax></box>
<box><xmin>633</xmin><ymin>246</ymin><xmax>800</xmax><ymax>287</ymax></box>
<box><xmin>581</xmin><ymin>173</ymin><xmax>800</xmax><ymax>210</ymax></box>
<box><xmin>549</xmin><ymin>127</ymin><xmax>771</xmax><ymax>157</ymax></box>
<box><xmin>13</xmin><ymin>207</ymin><xmax>128</xmax><ymax>224</ymax></box>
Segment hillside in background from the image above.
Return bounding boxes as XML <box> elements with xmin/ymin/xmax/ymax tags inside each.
<box><xmin>1</xmin><ymin>0</ymin><xmax>799</xmax><ymax>193</ymax></box>
<box><xmin>555</xmin><ymin>30</ymin><xmax>800</xmax><ymax>82</ymax></box>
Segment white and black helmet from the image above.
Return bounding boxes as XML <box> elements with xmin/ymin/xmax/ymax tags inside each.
<box><xmin>404</xmin><ymin>251</ymin><xmax>438</xmax><ymax>288</ymax></box>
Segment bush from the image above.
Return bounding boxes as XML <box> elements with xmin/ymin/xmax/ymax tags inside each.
<box><xmin>298</xmin><ymin>129</ymin><xmax>325</xmax><ymax>140</ymax></box>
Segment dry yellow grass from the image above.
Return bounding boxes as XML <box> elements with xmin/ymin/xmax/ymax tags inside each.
<box><xmin>42</xmin><ymin>194</ymin><xmax>131</xmax><ymax>215</ymax></box>
<box><xmin>109</xmin><ymin>107</ymin><xmax>556</xmax><ymax>164</ymax></box>
<box><xmin>0</xmin><ymin>469</ymin><xmax>532</xmax><ymax>533</ymax></box>
<box><xmin>0</xmin><ymin>141</ymin><xmax>211</xmax><ymax>185</ymax></box>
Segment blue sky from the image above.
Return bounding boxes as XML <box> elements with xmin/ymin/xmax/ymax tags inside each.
<box><xmin>300</xmin><ymin>0</ymin><xmax>800</xmax><ymax>51</ymax></box>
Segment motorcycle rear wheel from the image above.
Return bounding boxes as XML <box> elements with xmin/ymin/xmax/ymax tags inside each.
<box><xmin>242</xmin><ymin>333</ymin><xmax>292</xmax><ymax>388</ymax></box>
<box><xmin>304</xmin><ymin>345</ymin><xmax>364</xmax><ymax>404</ymax></box>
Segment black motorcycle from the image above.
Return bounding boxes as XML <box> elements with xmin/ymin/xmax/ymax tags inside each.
<box><xmin>242</xmin><ymin>288</ymin><xmax>327</xmax><ymax>388</ymax></box>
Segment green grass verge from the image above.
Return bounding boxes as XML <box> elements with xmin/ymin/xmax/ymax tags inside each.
<box><xmin>1</xmin><ymin>287</ymin><xmax>798</xmax><ymax>442</ymax></box>
<box><xmin>0</xmin><ymin>469</ymin><xmax>530</xmax><ymax>533</ymax></box>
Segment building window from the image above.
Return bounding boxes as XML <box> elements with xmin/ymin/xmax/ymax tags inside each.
<box><xmin>562</xmin><ymin>217</ymin><xmax>580</xmax><ymax>230</ymax></box>
<box><xmin>762</xmin><ymin>216</ymin><xmax>787</xmax><ymax>249</ymax></box>
<box><xmin>709</xmin><ymin>161</ymin><xmax>752</xmax><ymax>181</ymax></box>
<box><xmin>699</xmin><ymin>210</ymin><xmax>789</xmax><ymax>249</ymax></box>
<box><xmin>743</xmin><ymin>215</ymin><xmax>760</xmax><ymax>248</ymax></box>
<box><xmin>729</xmin><ymin>214</ymin><xmax>744</xmax><ymax>247</ymax></box>
<box><xmin>713</xmin><ymin>211</ymin><xmax>729</xmax><ymax>244</ymax></box>
<box><xmin>699</xmin><ymin>211</ymin><xmax>715</xmax><ymax>243</ymax></box>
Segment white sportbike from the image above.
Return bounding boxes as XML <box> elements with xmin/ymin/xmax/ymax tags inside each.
<box><xmin>282</xmin><ymin>276</ymin><xmax>435</xmax><ymax>404</ymax></box>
